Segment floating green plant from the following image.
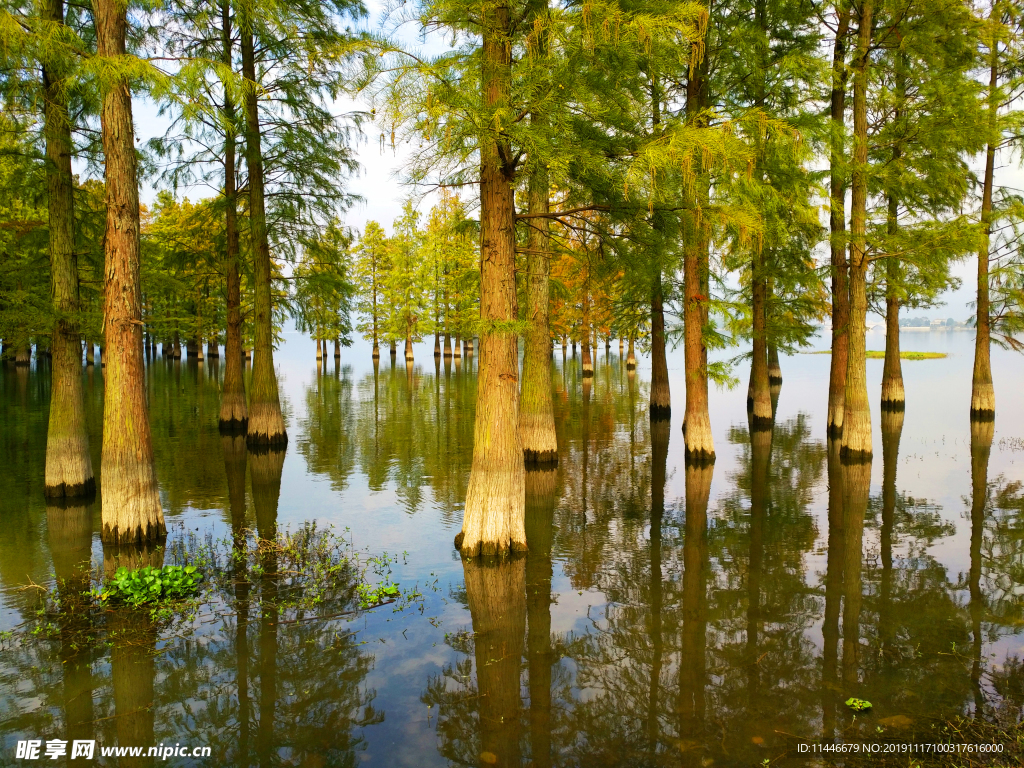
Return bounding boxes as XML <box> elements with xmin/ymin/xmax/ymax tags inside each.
<box><xmin>98</xmin><ymin>565</ymin><xmax>203</xmax><ymax>608</ymax></box>
<box><xmin>845</xmin><ymin>697</ymin><xmax>873</xmax><ymax>712</ymax></box>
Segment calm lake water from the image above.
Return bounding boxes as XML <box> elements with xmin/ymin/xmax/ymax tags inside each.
<box><xmin>2</xmin><ymin>329</ymin><xmax>1024</xmax><ymax>766</ymax></box>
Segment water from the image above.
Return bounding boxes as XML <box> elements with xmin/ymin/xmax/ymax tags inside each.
<box><xmin>2</xmin><ymin>329</ymin><xmax>1024</xmax><ymax>766</ymax></box>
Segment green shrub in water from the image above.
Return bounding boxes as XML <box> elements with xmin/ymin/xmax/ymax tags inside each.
<box><xmin>99</xmin><ymin>565</ymin><xmax>202</xmax><ymax>608</ymax></box>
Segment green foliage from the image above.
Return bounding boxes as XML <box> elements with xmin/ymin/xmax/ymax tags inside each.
<box><xmin>292</xmin><ymin>218</ymin><xmax>356</xmax><ymax>344</ymax></box>
<box><xmin>845</xmin><ymin>697</ymin><xmax>873</xmax><ymax>712</ymax></box>
<box><xmin>98</xmin><ymin>565</ymin><xmax>203</xmax><ymax>608</ymax></box>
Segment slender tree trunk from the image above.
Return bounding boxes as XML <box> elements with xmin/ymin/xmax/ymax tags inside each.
<box><xmin>827</xmin><ymin>11</ymin><xmax>851</xmax><ymax>436</ymax></box>
<box><xmin>218</xmin><ymin>28</ymin><xmax>247</xmax><ymax>429</ymax></box>
<box><xmin>404</xmin><ymin>334</ymin><xmax>413</xmax><ymax>361</ymax></box>
<box><xmin>626</xmin><ymin>335</ymin><xmax>636</xmax><ymax>368</ymax></box>
<box><xmin>43</xmin><ymin>0</ymin><xmax>94</xmax><ymax>498</ymax></box>
<box><xmin>972</xmin><ymin>53</ymin><xmax>998</xmax><ymax>419</ymax></box>
<box><xmin>748</xmin><ymin>250</ymin><xmax>772</xmax><ymax>427</ymax></box>
<box><xmin>241</xmin><ymin>20</ymin><xmax>286</xmax><ymax>447</ymax></box>
<box><xmin>682</xmin><ymin>29</ymin><xmax>713</xmax><ymax>459</ymax></box>
<box><xmin>581</xmin><ymin>290</ymin><xmax>594</xmax><ymax>377</ymax></box>
<box><xmin>841</xmin><ymin>0</ymin><xmax>874</xmax><ymax>460</ymax></box>
<box><xmin>95</xmin><ymin>0</ymin><xmax>164</xmax><ymax>543</ymax></box>
<box><xmin>433</xmin><ymin>331</ymin><xmax>440</xmax><ymax>357</ymax></box>
<box><xmin>452</xmin><ymin>335</ymin><xmax>461</xmax><ymax>359</ymax></box>
<box><xmin>457</xmin><ymin>0</ymin><xmax>525</xmax><ymax>556</ymax></box>
<box><xmin>333</xmin><ymin>337</ymin><xmax>340</xmax><ymax>359</ymax></box>
<box><xmin>520</xmin><ymin>99</ymin><xmax>557</xmax><ymax>463</ymax></box>
<box><xmin>218</xmin><ymin>65</ymin><xmax>247</xmax><ymax>428</ymax></box>
<box><xmin>767</xmin><ymin>343</ymin><xmax>782</xmax><ymax>384</ymax></box>
<box><xmin>881</xmin><ymin>247</ymin><xmax>905</xmax><ymax>410</ymax></box>
<box><xmin>649</xmin><ymin>276</ymin><xmax>670</xmax><ymax>419</ymax></box>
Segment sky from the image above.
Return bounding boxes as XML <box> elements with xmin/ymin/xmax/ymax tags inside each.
<box><xmin>121</xmin><ymin>3</ymin><xmax>1009</xmax><ymax>324</ymax></box>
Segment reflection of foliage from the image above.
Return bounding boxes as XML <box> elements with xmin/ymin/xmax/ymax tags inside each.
<box><xmin>977</xmin><ymin>476</ymin><xmax>1024</xmax><ymax>631</ymax></box>
<box><xmin>297</xmin><ymin>366</ymin><xmax>357</xmax><ymax>492</ymax></box>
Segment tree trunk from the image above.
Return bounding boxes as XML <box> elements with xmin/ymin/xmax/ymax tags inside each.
<box><xmin>316</xmin><ymin>337</ymin><xmax>323</xmax><ymax>361</ymax></box>
<box><xmin>649</xmin><ymin>276</ymin><xmax>670</xmax><ymax>419</ymax></box>
<box><xmin>747</xmin><ymin>251</ymin><xmax>772</xmax><ymax>427</ymax></box>
<box><xmin>85</xmin><ymin>341</ymin><xmax>94</xmax><ymax>366</ymax></box>
<box><xmin>626</xmin><ymin>335</ymin><xmax>636</xmax><ymax>368</ymax></box>
<box><xmin>520</xmin><ymin>112</ymin><xmax>557</xmax><ymax>464</ymax></box>
<box><xmin>457</xmin><ymin>0</ymin><xmax>526</xmax><ymax>557</ymax></box>
<box><xmin>841</xmin><ymin>0</ymin><xmax>874</xmax><ymax>461</ymax></box>
<box><xmin>404</xmin><ymin>334</ymin><xmax>413</xmax><ymax>361</ymax></box>
<box><xmin>880</xmin><ymin>252</ymin><xmax>905</xmax><ymax>410</ymax></box>
<box><xmin>682</xmin><ymin>28</ymin><xmax>713</xmax><ymax>459</ymax></box>
<box><xmin>581</xmin><ymin>290</ymin><xmax>593</xmax><ymax>377</ymax></box>
<box><xmin>525</xmin><ymin>468</ymin><xmax>555</xmax><ymax>768</ymax></box>
<box><xmin>767</xmin><ymin>343</ymin><xmax>782</xmax><ymax>384</ymax></box>
<box><xmin>827</xmin><ymin>11</ymin><xmax>851</xmax><ymax>436</ymax></box>
<box><xmin>972</xmin><ymin>54</ymin><xmax>998</xmax><ymax>420</ymax></box>
<box><xmin>241</xmin><ymin>20</ymin><xmax>286</xmax><ymax>447</ymax></box>
<box><xmin>334</xmin><ymin>337</ymin><xmax>340</xmax><ymax>359</ymax></box>
<box><xmin>443</xmin><ymin>333</ymin><xmax>452</xmax><ymax>357</ymax></box>
<box><xmin>43</xmin><ymin>0</ymin><xmax>94</xmax><ymax>498</ymax></box>
<box><xmin>452</xmin><ymin>335</ymin><xmax>461</xmax><ymax>359</ymax></box>
<box><xmin>219</xmin><ymin>33</ymin><xmax>248</xmax><ymax>431</ymax></box>
<box><xmin>390</xmin><ymin>339</ymin><xmax>397</xmax><ymax>357</ymax></box>
<box><xmin>95</xmin><ymin>0</ymin><xmax>165</xmax><ymax>543</ymax></box>
<box><xmin>433</xmin><ymin>331</ymin><xmax>440</xmax><ymax>357</ymax></box>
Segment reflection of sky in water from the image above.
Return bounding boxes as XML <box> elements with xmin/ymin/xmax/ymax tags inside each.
<box><xmin>0</xmin><ymin>327</ymin><xmax>1022</xmax><ymax>765</ymax></box>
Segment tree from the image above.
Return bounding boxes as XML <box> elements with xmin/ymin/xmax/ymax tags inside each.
<box><xmin>292</xmin><ymin>219</ymin><xmax>355</xmax><ymax>357</ymax></box>
<box><xmin>94</xmin><ymin>0</ymin><xmax>166</xmax><ymax>543</ymax></box>
<box><xmin>353</xmin><ymin>220</ymin><xmax>390</xmax><ymax>357</ymax></box>
<box><xmin>382</xmin><ymin>201</ymin><xmax>428</xmax><ymax>361</ymax></box>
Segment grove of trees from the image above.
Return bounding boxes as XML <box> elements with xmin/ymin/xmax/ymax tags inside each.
<box><xmin>1</xmin><ymin>0</ymin><xmax>1023</xmax><ymax>556</ymax></box>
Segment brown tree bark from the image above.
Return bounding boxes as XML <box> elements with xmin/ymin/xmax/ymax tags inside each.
<box><xmin>626</xmin><ymin>335</ymin><xmax>636</xmax><ymax>368</ymax></box>
<box><xmin>581</xmin><ymin>289</ymin><xmax>594</xmax><ymax>377</ymax></box>
<box><xmin>841</xmin><ymin>0</ymin><xmax>874</xmax><ymax>460</ymax></box>
<box><xmin>827</xmin><ymin>11</ymin><xmax>851</xmax><ymax>436</ymax></box>
<box><xmin>404</xmin><ymin>334</ymin><xmax>413</xmax><ymax>361</ymax></box>
<box><xmin>95</xmin><ymin>0</ymin><xmax>165</xmax><ymax>543</ymax></box>
<box><xmin>748</xmin><ymin>250</ymin><xmax>773</xmax><ymax>427</ymax></box>
<box><xmin>972</xmin><ymin>52</ymin><xmax>998</xmax><ymax>420</ymax></box>
<box><xmin>682</xmin><ymin>28</ymin><xmax>714</xmax><ymax>459</ymax></box>
<box><xmin>767</xmin><ymin>343</ymin><xmax>782</xmax><ymax>384</ymax></box>
<box><xmin>520</xmin><ymin>109</ymin><xmax>557</xmax><ymax>464</ymax></box>
<box><xmin>241</xmin><ymin>18</ymin><xmax>286</xmax><ymax>447</ymax></box>
<box><xmin>880</xmin><ymin>237</ymin><xmax>905</xmax><ymax>410</ymax></box>
<box><xmin>217</xmin><ymin>19</ymin><xmax>248</xmax><ymax>428</ymax></box>
<box><xmin>456</xmin><ymin>0</ymin><xmax>526</xmax><ymax>556</ymax></box>
<box><xmin>649</xmin><ymin>276</ymin><xmax>670</xmax><ymax>419</ymax></box>
<box><xmin>43</xmin><ymin>0</ymin><xmax>94</xmax><ymax>498</ymax></box>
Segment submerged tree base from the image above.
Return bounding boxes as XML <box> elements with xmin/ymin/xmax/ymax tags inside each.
<box><xmin>246</xmin><ymin>404</ymin><xmax>288</xmax><ymax>448</ymax></box>
<box><xmin>880</xmin><ymin>398</ymin><xmax>906</xmax><ymax>412</ymax></box>
<box><xmin>44</xmin><ymin>476</ymin><xmax>96</xmax><ymax>500</ymax></box>
<box><xmin>218</xmin><ymin>416</ymin><xmax>249</xmax><ymax>434</ymax></box>
<box><xmin>523</xmin><ymin>449</ymin><xmax>557</xmax><ymax>466</ymax></box>
<box><xmin>650</xmin><ymin>404</ymin><xmax>671</xmax><ymax>421</ymax></box>
<box><xmin>102</xmin><ymin>520</ymin><xmax>167</xmax><ymax>546</ymax></box>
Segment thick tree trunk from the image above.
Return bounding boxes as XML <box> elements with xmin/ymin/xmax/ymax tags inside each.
<box><xmin>43</xmin><ymin>0</ymin><xmax>94</xmax><ymax>498</ymax></box>
<box><xmin>218</xmin><ymin>48</ymin><xmax>248</xmax><ymax>430</ymax></box>
<box><xmin>457</xmin><ymin>0</ymin><xmax>526</xmax><ymax>556</ymax></box>
<box><xmin>241</xmin><ymin>22</ymin><xmax>286</xmax><ymax>447</ymax></box>
<box><xmin>880</xmin><ymin>253</ymin><xmax>905</xmax><ymax>410</ymax></box>
<box><xmin>405</xmin><ymin>334</ymin><xmax>414</xmax><ymax>361</ymax></box>
<box><xmin>649</xmin><ymin>277</ymin><xmax>670</xmax><ymax>419</ymax></box>
<box><xmin>972</xmin><ymin>56</ymin><xmax>998</xmax><ymax>420</ymax></box>
<box><xmin>464</xmin><ymin>556</ymin><xmax>526</xmax><ymax>765</ymax></box>
<box><xmin>525</xmin><ymin>468</ymin><xmax>555</xmax><ymax>768</ymax></box>
<box><xmin>207</xmin><ymin>338</ymin><xmax>218</xmax><ymax>358</ymax></box>
<box><xmin>443</xmin><ymin>333</ymin><xmax>451</xmax><ymax>357</ymax></box>
<box><xmin>95</xmin><ymin>0</ymin><xmax>165</xmax><ymax>544</ymax></box>
<box><xmin>334</xmin><ymin>337</ymin><xmax>340</xmax><ymax>359</ymax></box>
<box><xmin>520</xmin><ymin>129</ymin><xmax>557</xmax><ymax>464</ymax></box>
<box><xmin>390</xmin><ymin>339</ymin><xmax>397</xmax><ymax>357</ymax></box>
<box><xmin>827</xmin><ymin>12</ymin><xmax>851</xmax><ymax>436</ymax></box>
<box><xmin>841</xmin><ymin>0</ymin><xmax>874</xmax><ymax>460</ymax></box>
<box><xmin>626</xmin><ymin>335</ymin><xmax>636</xmax><ymax>368</ymax></box>
<box><xmin>452</xmin><ymin>335</ymin><xmax>461</xmax><ymax>359</ymax></box>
